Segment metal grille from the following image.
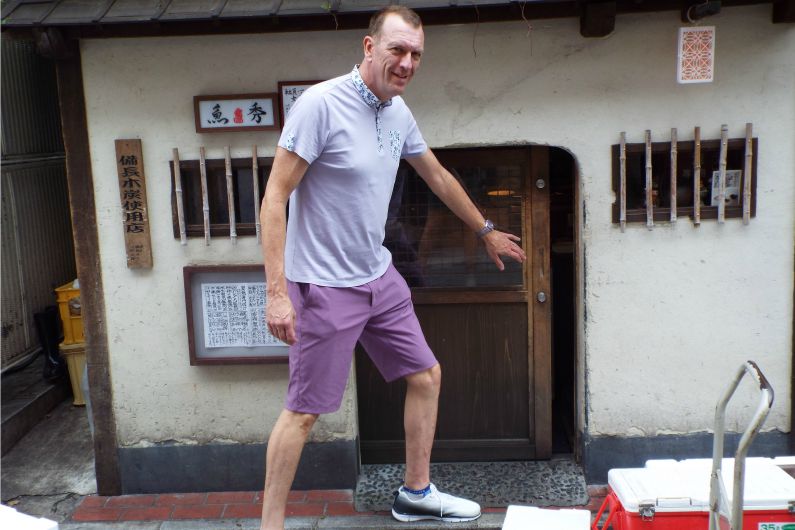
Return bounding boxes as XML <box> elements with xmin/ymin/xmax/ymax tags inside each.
<box><xmin>1</xmin><ymin>160</ymin><xmax>76</xmax><ymax>369</ymax></box>
<box><xmin>1</xmin><ymin>35</ymin><xmax>64</xmax><ymax>158</ymax></box>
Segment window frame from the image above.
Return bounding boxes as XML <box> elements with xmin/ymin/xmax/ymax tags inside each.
<box><xmin>611</xmin><ymin>137</ymin><xmax>758</xmax><ymax>224</ymax></box>
<box><xmin>170</xmin><ymin>155</ymin><xmax>273</xmax><ymax>239</ymax></box>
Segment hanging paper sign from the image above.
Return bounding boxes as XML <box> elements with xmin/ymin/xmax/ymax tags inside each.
<box><xmin>193</xmin><ymin>93</ymin><xmax>279</xmax><ymax>133</ymax></box>
<box><xmin>115</xmin><ymin>139</ymin><xmax>153</xmax><ymax>268</ymax></box>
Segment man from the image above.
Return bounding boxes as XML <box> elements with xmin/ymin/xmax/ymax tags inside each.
<box><xmin>259</xmin><ymin>6</ymin><xmax>526</xmax><ymax>529</ymax></box>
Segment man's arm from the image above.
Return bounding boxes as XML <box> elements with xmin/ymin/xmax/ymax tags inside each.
<box><xmin>406</xmin><ymin>149</ymin><xmax>527</xmax><ymax>270</ymax></box>
<box><xmin>260</xmin><ymin>147</ymin><xmax>309</xmax><ymax>345</ymax></box>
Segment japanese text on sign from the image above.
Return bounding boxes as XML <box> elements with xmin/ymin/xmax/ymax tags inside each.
<box><xmin>115</xmin><ymin>139</ymin><xmax>153</xmax><ymax>268</ymax></box>
<box><xmin>119</xmin><ymin>154</ymin><xmax>146</xmax><ymax>234</ymax></box>
<box><xmin>198</xmin><ymin>98</ymin><xmax>276</xmax><ymax>129</ymax></box>
<box><xmin>201</xmin><ymin>282</ymin><xmax>284</xmax><ymax>348</ymax></box>
<box><xmin>281</xmin><ymin>85</ymin><xmax>310</xmax><ymax>118</ymax></box>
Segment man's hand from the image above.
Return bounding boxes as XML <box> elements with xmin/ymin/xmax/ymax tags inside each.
<box><xmin>482</xmin><ymin>230</ymin><xmax>527</xmax><ymax>271</ymax></box>
<box><xmin>266</xmin><ymin>293</ymin><xmax>297</xmax><ymax>345</ymax></box>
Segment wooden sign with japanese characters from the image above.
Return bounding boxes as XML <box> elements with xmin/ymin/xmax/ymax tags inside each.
<box><xmin>193</xmin><ymin>93</ymin><xmax>279</xmax><ymax>133</ymax></box>
<box><xmin>115</xmin><ymin>139</ymin><xmax>153</xmax><ymax>268</ymax></box>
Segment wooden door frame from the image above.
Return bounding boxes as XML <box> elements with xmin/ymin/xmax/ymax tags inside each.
<box><xmin>529</xmin><ymin>147</ymin><xmax>552</xmax><ymax>458</ymax></box>
<box><xmin>53</xmin><ymin>37</ymin><xmax>121</xmax><ymax>495</ymax></box>
<box><xmin>355</xmin><ymin>145</ymin><xmax>554</xmax><ymax>462</ymax></box>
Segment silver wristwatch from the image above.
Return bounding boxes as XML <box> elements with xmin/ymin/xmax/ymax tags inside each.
<box><xmin>476</xmin><ymin>219</ymin><xmax>495</xmax><ymax>238</ymax></box>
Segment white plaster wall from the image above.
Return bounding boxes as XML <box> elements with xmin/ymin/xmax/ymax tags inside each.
<box><xmin>81</xmin><ymin>5</ymin><xmax>794</xmax><ymax>446</ymax></box>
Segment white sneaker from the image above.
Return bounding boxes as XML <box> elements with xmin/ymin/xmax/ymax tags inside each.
<box><xmin>391</xmin><ymin>483</ymin><xmax>482</xmax><ymax>522</ymax></box>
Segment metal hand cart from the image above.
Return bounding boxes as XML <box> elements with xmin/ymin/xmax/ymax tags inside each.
<box><xmin>592</xmin><ymin>361</ymin><xmax>794</xmax><ymax>530</ymax></box>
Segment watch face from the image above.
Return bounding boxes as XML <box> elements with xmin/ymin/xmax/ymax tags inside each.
<box><xmin>478</xmin><ymin>220</ymin><xmax>494</xmax><ymax>237</ymax></box>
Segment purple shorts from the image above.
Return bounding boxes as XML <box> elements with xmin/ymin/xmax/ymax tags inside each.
<box><xmin>285</xmin><ymin>264</ymin><xmax>438</xmax><ymax>414</ymax></box>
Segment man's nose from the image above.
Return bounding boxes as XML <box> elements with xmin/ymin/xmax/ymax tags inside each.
<box><xmin>398</xmin><ymin>52</ymin><xmax>413</xmax><ymax>70</ymax></box>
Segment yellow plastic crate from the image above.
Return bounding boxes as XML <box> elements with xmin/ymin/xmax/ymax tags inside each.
<box><xmin>59</xmin><ymin>341</ymin><xmax>86</xmax><ymax>406</ymax></box>
<box><xmin>55</xmin><ymin>280</ymin><xmax>84</xmax><ymax>345</ymax></box>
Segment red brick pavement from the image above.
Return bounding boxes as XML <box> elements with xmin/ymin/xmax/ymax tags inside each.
<box><xmin>70</xmin><ymin>485</ymin><xmax>608</xmax><ymax>523</ymax></box>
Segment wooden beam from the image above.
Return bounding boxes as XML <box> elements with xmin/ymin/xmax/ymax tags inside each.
<box><xmin>55</xmin><ymin>38</ymin><xmax>121</xmax><ymax>496</ymax></box>
<box><xmin>773</xmin><ymin>0</ymin><xmax>795</xmax><ymax>22</ymax></box>
<box><xmin>530</xmin><ymin>146</ymin><xmax>552</xmax><ymax>459</ymax></box>
<box><xmin>580</xmin><ymin>1</ymin><xmax>616</xmax><ymax>38</ymax></box>
<box><xmin>3</xmin><ymin>1</ymin><xmax>778</xmax><ymax>40</ymax></box>
<box><xmin>33</xmin><ymin>27</ymin><xmax>72</xmax><ymax>60</ymax></box>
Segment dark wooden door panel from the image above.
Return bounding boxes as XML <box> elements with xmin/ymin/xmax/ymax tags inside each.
<box><xmin>418</xmin><ymin>304</ymin><xmax>529</xmax><ymax>441</ymax></box>
<box><xmin>356</xmin><ymin>303</ymin><xmax>531</xmax><ymax>462</ymax></box>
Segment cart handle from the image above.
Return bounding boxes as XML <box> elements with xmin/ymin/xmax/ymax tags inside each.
<box><xmin>708</xmin><ymin>360</ymin><xmax>774</xmax><ymax>530</ymax></box>
<box><xmin>591</xmin><ymin>490</ymin><xmax>621</xmax><ymax>530</ymax></box>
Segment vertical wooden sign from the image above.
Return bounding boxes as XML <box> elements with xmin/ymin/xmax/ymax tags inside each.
<box><xmin>115</xmin><ymin>139</ymin><xmax>153</xmax><ymax>268</ymax></box>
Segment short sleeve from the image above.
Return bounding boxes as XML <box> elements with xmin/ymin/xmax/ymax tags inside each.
<box><xmin>277</xmin><ymin>88</ymin><xmax>330</xmax><ymax>165</ymax></box>
<box><xmin>401</xmin><ymin>108</ymin><xmax>427</xmax><ymax>158</ymax></box>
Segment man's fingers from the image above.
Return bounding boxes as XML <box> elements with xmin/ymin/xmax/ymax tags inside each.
<box><xmin>284</xmin><ymin>324</ymin><xmax>297</xmax><ymax>345</ymax></box>
<box><xmin>490</xmin><ymin>251</ymin><xmax>505</xmax><ymax>271</ymax></box>
<box><xmin>512</xmin><ymin>244</ymin><xmax>527</xmax><ymax>262</ymax></box>
<box><xmin>267</xmin><ymin>317</ymin><xmax>296</xmax><ymax>345</ymax></box>
<box><xmin>270</xmin><ymin>324</ymin><xmax>295</xmax><ymax>345</ymax></box>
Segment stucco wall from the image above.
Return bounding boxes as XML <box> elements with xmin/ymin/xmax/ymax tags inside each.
<box><xmin>80</xmin><ymin>5</ymin><xmax>794</xmax><ymax>449</ymax></box>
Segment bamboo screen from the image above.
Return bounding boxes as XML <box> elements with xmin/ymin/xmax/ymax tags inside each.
<box><xmin>613</xmin><ymin>124</ymin><xmax>756</xmax><ymax>229</ymax></box>
<box><xmin>170</xmin><ymin>150</ymin><xmax>272</xmax><ymax>242</ymax></box>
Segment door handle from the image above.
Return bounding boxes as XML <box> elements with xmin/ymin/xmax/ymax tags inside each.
<box><xmin>536</xmin><ymin>291</ymin><xmax>547</xmax><ymax>303</ymax></box>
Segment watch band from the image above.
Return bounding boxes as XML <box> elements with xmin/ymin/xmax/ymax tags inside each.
<box><xmin>477</xmin><ymin>219</ymin><xmax>495</xmax><ymax>238</ymax></box>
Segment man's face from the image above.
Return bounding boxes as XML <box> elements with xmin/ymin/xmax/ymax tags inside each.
<box><xmin>363</xmin><ymin>14</ymin><xmax>424</xmax><ymax>100</ymax></box>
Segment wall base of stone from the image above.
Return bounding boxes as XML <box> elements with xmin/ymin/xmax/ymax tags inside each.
<box><xmin>583</xmin><ymin>431</ymin><xmax>790</xmax><ymax>483</ymax></box>
<box><xmin>118</xmin><ymin>439</ymin><xmax>359</xmax><ymax>493</ymax></box>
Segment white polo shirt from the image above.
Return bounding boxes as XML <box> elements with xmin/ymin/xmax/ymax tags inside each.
<box><xmin>278</xmin><ymin>66</ymin><xmax>427</xmax><ymax>287</ymax></box>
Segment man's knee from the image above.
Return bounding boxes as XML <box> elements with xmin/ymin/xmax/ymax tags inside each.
<box><xmin>406</xmin><ymin>363</ymin><xmax>441</xmax><ymax>392</ymax></box>
<box><xmin>283</xmin><ymin>409</ymin><xmax>319</xmax><ymax>435</ymax></box>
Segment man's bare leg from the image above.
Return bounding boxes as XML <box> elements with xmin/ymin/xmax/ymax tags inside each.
<box><xmin>403</xmin><ymin>364</ymin><xmax>441</xmax><ymax>489</ymax></box>
<box><xmin>260</xmin><ymin>409</ymin><xmax>318</xmax><ymax>530</ymax></box>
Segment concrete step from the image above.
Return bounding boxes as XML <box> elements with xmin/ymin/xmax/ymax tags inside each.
<box><xmin>1</xmin><ymin>355</ymin><xmax>70</xmax><ymax>456</ymax></box>
<box><xmin>58</xmin><ymin>513</ymin><xmax>506</xmax><ymax>529</ymax></box>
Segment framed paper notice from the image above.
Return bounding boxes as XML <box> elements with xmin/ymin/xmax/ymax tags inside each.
<box><xmin>193</xmin><ymin>93</ymin><xmax>279</xmax><ymax>133</ymax></box>
<box><xmin>184</xmin><ymin>265</ymin><xmax>288</xmax><ymax>365</ymax></box>
<box><xmin>278</xmin><ymin>81</ymin><xmax>322</xmax><ymax>128</ymax></box>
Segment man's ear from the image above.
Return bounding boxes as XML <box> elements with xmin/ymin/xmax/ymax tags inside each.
<box><xmin>363</xmin><ymin>35</ymin><xmax>374</xmax><ymax>61</ymax></box>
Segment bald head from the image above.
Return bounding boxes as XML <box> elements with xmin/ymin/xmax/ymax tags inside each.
<box><xmin>368</xmin><ymin>6</ymin><xmax>422</xmax><ymax>41</ymax></box>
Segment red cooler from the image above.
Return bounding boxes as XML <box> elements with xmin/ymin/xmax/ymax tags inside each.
<box><xmin>594</xmin><ymin>465</ymin><xmax>708</xmax><ymax>530</ymax></box>
<box><xmin>593</xmin><ymin>459</ymin><xmax>795</xmax><ymax>530</ymax></box>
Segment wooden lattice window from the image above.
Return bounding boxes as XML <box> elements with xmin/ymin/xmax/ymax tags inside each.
<box><xmin>612</xmin><ymin>125</ymin><xmax>757</xmax><ymax>229</ymax></box>
<box><xmin>170</xmin><ymin>149</ymin><xmax>273</xmax><ymax>242</ymax></box>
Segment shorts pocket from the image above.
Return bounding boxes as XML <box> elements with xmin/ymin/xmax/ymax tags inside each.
<box><xmin>298</xmin><ymin>282</ymin><xmax>313</xmax><ymax>308</ymax></box>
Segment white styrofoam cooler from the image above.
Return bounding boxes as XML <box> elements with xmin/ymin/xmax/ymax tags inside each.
<box><xmin>502</xmin><ymin>506</ymin><xmax>590</xmax><ymax>530</ymax></box>
<box><xmin>0</xmin><ymin>504</ymin><xmax>58</xmax><ymax>530</ymax></box>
